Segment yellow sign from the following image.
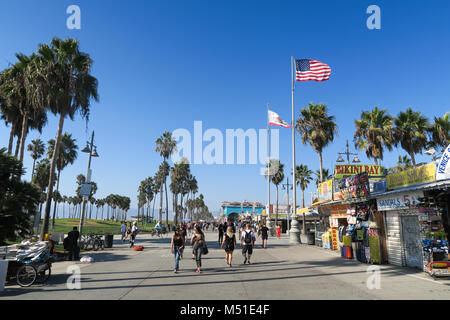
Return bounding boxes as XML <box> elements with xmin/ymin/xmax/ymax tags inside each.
<box><xmin>317</xmin><ymin>179</ymin><xmax>333</xmax><ymax>201</ymax></box>
<box><xmin>387</xmin><ymin>163</ymin><xmax>436</xmax><ymax>190</ymax></box>
<box><xmin>334</xmin><ymin>164</ymin><xmax>383</xmax><ymax>179</ymax></box>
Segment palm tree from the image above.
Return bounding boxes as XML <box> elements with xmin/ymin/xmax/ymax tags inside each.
<box><xmin>270</xmin><ymin>160</ymin><xmax>284</xmax><ymax>228</ymax></box>
<box><xmin>295</xmin><ymin>164</ymin><xmax>313</xmax><ymax>235</ymax></box>
<box><xmin>0</xmin><ymin>55</ymin><xmax>48</xmax><ymax>162</ymax></box>
<box><xmin>314</xmin><ymin>168</ymin><xmax>332</xmax><ymax>187</ymax></box>
<box><xmin>397</xmin><ymin>155</ymin><xmax>413</xmax><ymax>172</ymax></box>
<box><xmin>393</xmin><ymin>108</ymin><xmax>429</xmax><ymax>166</ymax></box>
<box><xmin>155</xmin><ymin>131</ymin><xmax>177</xmax><ymax>226</ymax></box>
<box><xmin>47</xmin><ymin>133</ymin><xmax>78</xmax><ymax>228</ymax></box>
<box><xmin>296</xmin><ymin>103</ymin><xmax>338</xmax><ymax>183</ymax></box>
<box><xmin>354</xmin><ymin>106</ymin><xmax>394</xmax><ymax>165</ymax></box>
<box><xmin>429</xmin><ymin>112</ymin><xmax>450</xmax><ymax>151</ymax></box>
<box><xmin>35</xmin><ymin>38</ymin><xmax>98</xmax><ymax>240</ymax></box>
<box><xmin>27</xmin><ymin>138</ymin><xmax>45</xmax><ymax>179</ymax></box>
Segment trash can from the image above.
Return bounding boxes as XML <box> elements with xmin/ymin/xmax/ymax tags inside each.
<box><xmin>0</xmin><ymin>260</ymin><xmax>8</xmax><ymax>292</ymax></box>
<box><xmin>104</xmin><ymin>234</ymin><xmax>114</xmax><ymax>248</ymax></box>
<box><xmin>307</xmin><ymin>232</ymin><xmax>315</xmax><ymax>245</ymax></box>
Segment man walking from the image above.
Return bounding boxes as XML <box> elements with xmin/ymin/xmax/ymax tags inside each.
<box><xmin>241</xmin><ymin>224</ymin><xmax>256</xmax><ymax>264</ymax></box>
<box><xmin>120</xmin><ymin>221</ymin><xmax>127</xmax><ymax>242</ymax></box>
<box><xmin>218</xmin><ymin>222</ymin><xmax>224</xmax><ymax>245</ymax></box>
<box><xmin>259</xmin><ymin>222</ymin><xmax>269</xmax><ymax>249</ymax></box>
<box><xmin>67</xmin><ymin>226</ymin><xmax>80</xmax><ymax>261</ymax></box>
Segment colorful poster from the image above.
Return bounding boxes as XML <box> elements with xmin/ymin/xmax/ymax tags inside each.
<box><xmin>386</xmin><ymin>163</ymin><xmax>436</xmax><ymax>190</ymax></box>
<box><xmin>317</xmin><ymin>179</ymin><xmax>333</xmax><ymax>201</ymax></box>
<box><xmin>334</xmin><ymin>164</ymin><xmax>383</xmax><ymax>179</ymax></box>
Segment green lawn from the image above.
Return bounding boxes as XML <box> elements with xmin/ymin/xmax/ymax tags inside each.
<box><xmin>49</xmin><ymin>219</ymin><xmax>158</xmax><ymax>235</ymax></box>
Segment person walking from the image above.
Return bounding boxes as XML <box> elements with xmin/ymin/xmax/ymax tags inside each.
<box><xmin>218</xmin><ymin>223</ymin><xmax>224</xmax><ymax>245</ymax></box>
<box><xmin>191</xmin><ymin>224</ymin><xmax>206</xmax><ymax>273</ymax></box>
<box><xmin>179</xmin><ymin>223</ymin><xmax>187</xmax><ymax>259</ymax></box>
<box><xmin>259</xmin><ymin>222</ymin><xmax>269</xmax><ymax>249</ymax></box>
<box><xmin>276</xmin><ymin>224</ymin><xmax>281</xmax><ymax>239</ymax></box>
<box><xmin>125</xmin><ymin>222</ymin><xmax>132</xmax><ymax>241</ymax></box>
<box><xmin>67</xmin><ymin>226</ymin><xmax>80</xmax><ymax>261</ymax></box>
<box><xmin>130</xmin><ymin>221</ymin><xmax>139</xmax><ymax>248</ymax></box>
<box><xmin>171</xmin><ymin>228</ymin><xmax>185</xmax><ymax>273</ymax></box>
<box><xmin>120</xmin><ymin>222</ymin><xmax>127</xmax><ymax>243</ymax></box>
<box><xmin>241</xmin><ymin>224</ymin><xmax>256</xmax><ymax>264</ymax></box>
<box><xmin>221</xmin><ymin>226</ymin><xmax>237</xmax><ymax>267</ymax></box>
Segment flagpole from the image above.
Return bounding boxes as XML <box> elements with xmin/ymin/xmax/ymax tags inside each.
<box><xmin>267</xmin><ymin>103</ymin><xmax>271</xmax><ymax>232</ymax></box>
<box><xmin>289</xmin><ymin>56</ymin><xmax>300</xmax><ymax>244</ymax></box>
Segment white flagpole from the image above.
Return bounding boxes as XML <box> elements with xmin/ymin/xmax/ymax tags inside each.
<box><xmin>267</xmin><ymin>103</ymin><xmax>271</xmax><ymax>228</ymax></box>
<box><xmin>290</xmin><ymin>56</ymin><xmax>300</xmax><ymax>243</ymax></box>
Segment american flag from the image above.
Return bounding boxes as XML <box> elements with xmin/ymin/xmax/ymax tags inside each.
<box><xmin>295</xmin><ymin>59</ymin><xmax>331</xmax><ymax>82</ymax></box>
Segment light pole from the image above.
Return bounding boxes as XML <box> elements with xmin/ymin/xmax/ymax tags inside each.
<box><xmin>336</xmin><ymin>140</ymin><xmax>360</xmax><ymax>164</ymax></box>
<box><xmin>282</xmin><ymin>177</ymin><xmax>293</xmax><ymax>234</ymax></box>
<box><xmin>78</xmin><ymin>131</ymin><xmax>99</xmax><ymax>243</ymax></box>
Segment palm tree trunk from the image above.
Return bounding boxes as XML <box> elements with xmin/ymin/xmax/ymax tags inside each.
<box><xmin>51</xmin><ymin>169</ymin><xmax>61</xmax><ymax>229</ymax></box>
<box><xmin>302</xmin><ymin>186</ymin><xmax>306</xmax><ymax>234</ymax></box>
<box><xmin>165</xmin><ymin>181</ymin><xmax>169</xmax><ymax>227</ymax></box>
<box><xmin>318</xmin><ymin>151</ymin><xmax>324</xmax><ymax>183</ymax></box>
<box><xmin>275</xmin><ymin>185</ymin><xmax>279</xmax><ymax>228</ymax></box>
<box><xmin>18</xmin><ymin>113</ymin><xmax>28</xmax><ymax>163</ymax></box>
<box><xmin>14</xmin><ymin>137</ymin><xmax>20</xmax><ymax>157</ymax></box>
<box><xmin>374</xmin><ymin>158</ymin><xmax>379</xmax><ymax>166</ymax></box>
<box><xmin>31</xmin><ymin>158</ymin><xmax>36</xmax><ymax>179</ymax></box>
<box><xmin>410</xmin><ymin>152</ymin><xmax>416</xmax><ymax>166</ymax></box>
<box><xmin>152</xmin><ymin>194</ymin><xmax>156</xmax><ymax>220</ymax></box>
<box><xmin>40</xmin><ymin>114</ymin><xmax>65</xmax><ymax>241</ymax></box>
<box><xmin>8</xmin><ymin>123</ymin><xmax>15</xmax><ymax>155</ymax></box>
<box><xmin>159</xmin><ymin>184</ymin><xmax>163</xmax><ymax>223</ymax></box>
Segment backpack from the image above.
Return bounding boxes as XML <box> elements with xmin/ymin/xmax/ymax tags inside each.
<box><xmin>63</xmin><ymin>237</ymin><xmax>70</xmax><ymax>250</ymax></box>
<box><xmin>244</xmin><ymin>231</ymin><xmax>252</xmax><ymax>244</ymax></box>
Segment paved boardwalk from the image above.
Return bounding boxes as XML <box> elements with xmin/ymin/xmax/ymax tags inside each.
<box><xmin>1</xmin><ymin>232</ymin><xmax>449</xmax><ymax>300</ymax></box>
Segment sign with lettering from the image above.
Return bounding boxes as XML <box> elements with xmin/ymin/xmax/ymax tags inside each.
<box><xmin>436</xmin><ymin>144</ymin><xmax>450</xmax><ymax>180</ymax></box>
<box><xmin>376</xmin><ymin>191</ymin><xmax>424</xmax><ymax>211</ymax></box>
<box><xmin>334</xmin><ymin>164</ymin><xmax>383</xmax><ymax>179</ymax></box>
<box><xmin>386</xmin><ymin>163</ymin><xmax>436</xmax><ymax>190</ymax></box>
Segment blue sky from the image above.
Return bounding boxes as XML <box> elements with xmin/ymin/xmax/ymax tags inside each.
<box><xmin>1</xmin><ymin>0</ymin><xmax>449</xmax><ymax>217</ymax></box>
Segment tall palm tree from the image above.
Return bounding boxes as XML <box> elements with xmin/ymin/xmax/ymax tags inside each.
<box><xmin>0</xmin><ymin>55</ymin><xmax>48</xmax><ymax>162</ymax></box>
<box><xmin>155</xmin><ymin>131</ymin><xmax>177</xmax><ymax>226</ymax></box>
<box><xmin>27</xmin><ymin>138</ymin><xmax>45</xmax><ymax>179</ymax></box>
<box><xmin>393</xmin><ymin>108</ymin><xmax>429</xmax><ymax>166</ymax></box>
<box><xmin>47</xmin><ymin>133</ymin><xmax>78</xmax><ymax>228</ymax></box>
<box><xmin>295</xmin><ymin>164</ymin><xmax>313</xmax><ymax>235</ymax></box>
<box><xmin>354</xmin><ymin>106</ymin><xmax>394</xmax><ymax>165</ymax></box>
<box><xmin>35</xmin><ymin>38</ymin><xmax>98</xmax><ymax>240</ymax></box>
<box><xmin>0</xmin><ymin>94</ymin><xmax>21</xmax><ymax>155</ymax></box>
<box><xmin>296</xmin><ymin>103</ymin><xmax>338</xmax><ymax>183</ymax></box>
<box><xmin>270</xmin><ymin>160</ymin><xmax>284</xmax><ymax>228</ymax></box>
<box><xmin>429</xmin><ymin>112</ymin><xmax>450</xmax><ymax>151</ymax></box>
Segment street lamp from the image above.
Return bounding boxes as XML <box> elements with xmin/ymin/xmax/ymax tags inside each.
<box><xmin>282</xmin><ymin>177</ymin><xmax>293</xmax><ymax>234</ymax></box>
<box><xmin>78</xmin><ymin>131</ymin><xmax>99</xmax><ymax>244</ymax></box>
<box><xmin>337</xmin><ymin>140</ymin><xmax>360</xmax><ymax>164</ymax></box>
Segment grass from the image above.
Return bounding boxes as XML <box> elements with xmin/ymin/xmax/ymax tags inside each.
<box><xmin>49</xmin><ymin>219</ymin><xmax>158</xmax><ymax>235</ymax></box>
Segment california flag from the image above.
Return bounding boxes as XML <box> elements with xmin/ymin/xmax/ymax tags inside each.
<box><xmin>268</xmin><ymin>110</ymin><xmax>291</xmax><ymax>128</ymax></box>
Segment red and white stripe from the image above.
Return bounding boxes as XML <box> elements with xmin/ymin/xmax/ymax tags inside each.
<box><xmin>296</xmin><ymin>59</ymin><xmax>331</xmax><ymax>82</ymax></box>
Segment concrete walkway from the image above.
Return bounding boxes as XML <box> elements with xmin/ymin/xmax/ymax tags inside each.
<box><xmin>1</xmin><ymin>232</ymin><xmax>449</xmax><ymax>300</ymax></box>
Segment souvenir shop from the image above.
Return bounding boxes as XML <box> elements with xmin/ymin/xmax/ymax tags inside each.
<box><xmin>376</xmin><ymin>182</ymin><xmax>450</xmax><ymax>272</ymax></box>
<box><xmin>330</xmin><ymin>172</ymin><xmax>384</xmax><ymax>264</ymax></box>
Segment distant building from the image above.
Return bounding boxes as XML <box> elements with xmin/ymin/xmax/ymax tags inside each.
<box><xmin>220</xmin><ymin>201</ymin><xmax>265</xmax><ymax>221</ymax></box>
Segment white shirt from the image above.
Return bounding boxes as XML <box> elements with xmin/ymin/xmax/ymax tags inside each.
<box><xmin>241</xmin><ymin>230</ymin><xmax>255</xmax><ymax>244</ymax></box>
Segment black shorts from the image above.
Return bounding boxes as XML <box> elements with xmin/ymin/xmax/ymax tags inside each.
<box><xmin>262</xmin><ymin>235</ymin><xmax>268</xmax><ymax>240</ymax></box>
<box><xmin>242</xmin><ymin>245</ymin><xmax>253</xmax><ymax>255</ymax></box>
